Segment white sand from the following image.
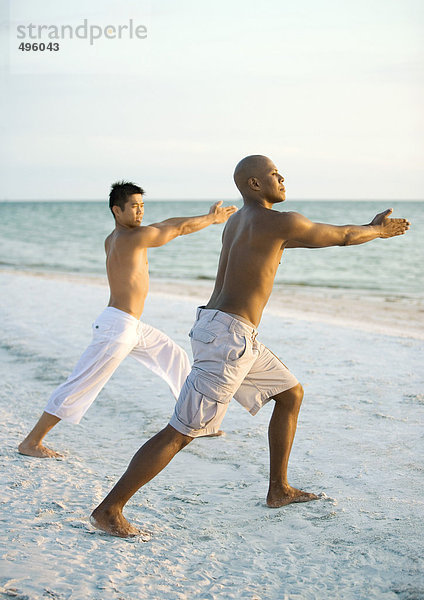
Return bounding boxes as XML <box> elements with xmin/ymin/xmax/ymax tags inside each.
<box><xmin>1</xmin><ymin>271</ymin><xmax>423</xmax><ymax>599</ymax></box>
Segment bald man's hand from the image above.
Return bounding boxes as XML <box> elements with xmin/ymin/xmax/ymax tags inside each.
<box><xmin>208</xmin><ymin>201</ymin><xmax>238</xmax><ymax>224</ymax></box>
<box><xmin>370</xmin><ymin>209</ymin><xmax>411</xmax><ymax>239</ymax></box>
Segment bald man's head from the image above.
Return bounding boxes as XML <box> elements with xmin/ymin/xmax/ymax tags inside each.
<box><xmin>233</xmin><ymin>155</ymin><xmax>286</xmax><ymax>205</ymax></box>
<box><xmin>233</xmin><ymin>155</ymin><xmax>273</xmax><ymax>193</ymax></box>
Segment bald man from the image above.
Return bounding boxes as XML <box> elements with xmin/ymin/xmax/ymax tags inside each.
<box><xmin>91</xmin><ymin>155</ymin><xmax>410</xmax><ymax>537</ymax></box>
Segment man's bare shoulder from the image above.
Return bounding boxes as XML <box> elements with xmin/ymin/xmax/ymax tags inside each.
<box><xmin>274</xmin><ymin>210</ymin><xmax>303</xmax><ymax>222</ymax></box>
<box><xmin>130</xmin><ymin>224</ymin><xmax>162</xmax><ymax>248</ymax></box>
<box><xmin>107</xmin><ymin>226</ymin><xmax>156</xmax><ymax>248</ymax></box>
<box><xmin>271</xmin><ymin>210</ymin><xmax>309</xmax><ymax>232</ymax></box>
<box><xmin>251</xmin><ymin>208</ymin><xmax>304</xmax><ymax>233</ymax></box>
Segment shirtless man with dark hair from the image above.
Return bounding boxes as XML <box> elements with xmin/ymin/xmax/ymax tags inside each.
<box><xmin>90</xmin><ymin>156</ymin><xmax>410</xmax><ymax>537</ymax></box>
<box><xmin>18</xmin><ymin>182</ymin><xmax>236</xmax><ymax>458</ymax></box>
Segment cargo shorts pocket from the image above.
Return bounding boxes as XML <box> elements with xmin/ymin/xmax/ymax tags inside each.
<box><xmin>189</xmin><ymin>327</ymin><xmax>223</xmax><ymax>365</ymax></box>
<box><xmin>226</xmin><ymin>333</ymin><xmax>248</xmax><ymax>362</ymax></box>
<box><xmin>189</xmin><ymin>328</ymin><xmax>217</xmax><ymax>343</ymax></box>
<box><xmin>175</xmin><ymin>374</ymin><xmax>232</xmax><ymax>431</ymax></box>
<box><xmin>193</xmin><ymin>374</ymin><xmax>233</xmax><ymax>404</ymax></box>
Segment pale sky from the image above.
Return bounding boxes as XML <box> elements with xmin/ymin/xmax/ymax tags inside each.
<box><xmin>1</xmin><ymin>0</ymin><xmax>423</xmax><ymax>200</ymax></box>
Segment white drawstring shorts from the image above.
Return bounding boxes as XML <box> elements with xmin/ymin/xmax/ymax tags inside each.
<box><xmin>169</xmin><ymin>307</ymin><xmax>299</xmax><ymax>437</ymax></box>
<box><xmin>44</xmin><ymin>307</ymin><xmax>191</xmax><ymax>424</ymax></box>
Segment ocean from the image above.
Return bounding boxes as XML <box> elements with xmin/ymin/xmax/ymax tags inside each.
<box><xmin>0</xmin><ymin>200</ymin><xmax>422</xmax><ymax>297</ymax></box>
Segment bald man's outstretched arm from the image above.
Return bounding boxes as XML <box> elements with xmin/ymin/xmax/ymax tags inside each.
<box><xmin>283</xmin><ymin>209</ymin><xmax>410</xmax><ymax>249</ymax></box>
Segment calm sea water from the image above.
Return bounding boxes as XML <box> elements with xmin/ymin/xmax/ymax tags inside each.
<box><xmin>0</xmin><ymin>200</ymin><xmax>422</xmax><ymax>297</ymax></box>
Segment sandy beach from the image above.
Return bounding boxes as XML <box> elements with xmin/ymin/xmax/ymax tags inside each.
<box><xmin>1</xmin><ymin>270</ymin><xmax>423</xmax><ymax>599</ymax></box>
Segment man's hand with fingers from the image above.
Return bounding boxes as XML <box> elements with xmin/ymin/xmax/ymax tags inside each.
<box><xmin>370</xmin><ymin>208</ymin><xmax>411</xmax><ymax>239</ymax></box>
<box><xmin>209</xmin><ymin>200</ymin><xmax>237</xmax><ymax>224</ymax></box>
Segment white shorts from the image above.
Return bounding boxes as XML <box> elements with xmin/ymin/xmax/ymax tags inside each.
<box><xmin>44</xmin><ymin>307</ymin><xmax>191</xmax><ymax>424</ymax></box>
<box><xmin>169</xmin><ymin>307</ymin><xmax>299</xmax><ymax>437</ymax></box>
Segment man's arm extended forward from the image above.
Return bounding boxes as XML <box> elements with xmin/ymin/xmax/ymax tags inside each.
<box><xmin>284</xmin><ymin>209</ymin><xmax>410</xmax><ymax>249</ymax></box>
<box><xmin>137</xmin><ymin>201</ymin><xmax>237</xmax><ymax>248</ymax></box>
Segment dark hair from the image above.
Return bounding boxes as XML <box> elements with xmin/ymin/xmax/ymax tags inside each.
<box><xmin>109</xmin><ymin>181</ymin><xmax>145</xmax><ymax>217</ymax></box>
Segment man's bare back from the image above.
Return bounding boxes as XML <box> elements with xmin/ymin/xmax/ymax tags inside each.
<box><xmin>206</xmin><ymin>205</ymin><xmax>286</xmax><ymax>326</ymax></box>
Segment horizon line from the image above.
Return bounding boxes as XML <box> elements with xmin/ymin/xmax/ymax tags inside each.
<box><xmin>1</xmin><ymin>197</ymin><xmax>423</xmax><ymax>203</ymax></box>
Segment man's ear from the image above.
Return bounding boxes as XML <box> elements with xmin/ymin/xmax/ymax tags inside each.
<box><xmin>112</xmin><ymin>205</ymin><xmax>121</xmax><ymax>219</ymax></box>
<box><xmin>247</xmin><ymin>177</ymin><xmax>260</xmax><ymax>191</ymax></box>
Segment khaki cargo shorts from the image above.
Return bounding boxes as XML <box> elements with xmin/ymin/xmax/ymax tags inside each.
<box><xmin>169</xmin><ymin>307</ymin><xmax>299</xmax><ymax>437</ymax></box>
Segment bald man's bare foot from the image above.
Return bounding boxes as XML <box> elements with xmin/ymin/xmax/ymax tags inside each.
<box><xmin>266</xmin><ymin>485</ymin><xmax>319</xmax><ymax>508</ymax></box>
<box><xmin>90</xmin><ymin>508</ymin><xmax>142</xmax><ymax>538</ymax></box>
<box><xmin>18</xmin><ymin>441</ymin><xmax>63</xmax><ymax>458</ymax></box>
